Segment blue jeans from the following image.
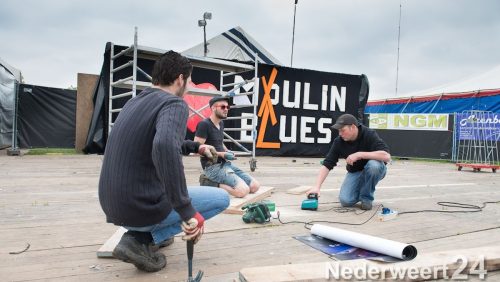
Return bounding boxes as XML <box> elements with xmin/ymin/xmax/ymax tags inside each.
<box><xmin>125</xmin><ymin>186</ymin><xmax>229</xmax><ymax>244</ymax></box>
<box><xmin>339</xmin><ymin>160</ymin><xmax>387</xmax><ymax>206</ymax></box>
<box><xmin>204</xmin><ymin>162</ymin><xmax>253</xmax><ymax>187</ymax></box>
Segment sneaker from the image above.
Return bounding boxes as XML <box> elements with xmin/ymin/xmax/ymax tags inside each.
<box><xmin>151</xmin><ymin>237</ymin><xmax>174</xmax><ymax>251</ymax></box>
<box><xmin>199</xmin><ymin>174</ymin><xmax>219</xmax><ymax>187</ymax></box>
<box><xmin>113</xmin><ymin>233</ymin><xmax>166</xmax><ymax>272</ymax></box>
<box><xmin>361</xmin><ymin>201</ymin><xmax>373</xmax><ymax>210</ymax></box>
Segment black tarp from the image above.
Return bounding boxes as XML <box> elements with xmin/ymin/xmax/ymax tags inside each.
<box><xmin>84</xmin><ymin>43</ymin><xmax>368</xmax><ymax>156</ymax></box>
<box><xmin>83</xmin><ymin>64</ymin><xmax>107</xmax><ymax>154</ymax></box>
<box><xmin>18</xmin><ymin>84</ymin><xmax>76</xmax><ymax>148</ymax></box>
<box><xmin>365</xmin><ymin>114</ymin><xmax>454</xmax><ymax>159</ymax></box>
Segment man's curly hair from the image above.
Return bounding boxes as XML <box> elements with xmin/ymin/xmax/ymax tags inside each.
<box><xmin>152</xmin><ymin>51</ymin><xmax>193</xmax><ymax>86</ymax></box>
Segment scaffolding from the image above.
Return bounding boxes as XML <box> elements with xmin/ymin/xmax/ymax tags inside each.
<box><xmin>108</xmin><ymin>28</ymin><xmax>259</xmax><ymax>171</ymax></box>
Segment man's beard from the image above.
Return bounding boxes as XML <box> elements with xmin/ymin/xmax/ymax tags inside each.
<box><xmin>176</xmin><ymin>85</ymin><xmax>186</xmax><ymax>97</ymax></box>
<box><xmin>176</xmin><ymin>81</ymin><xmax>187</xmax><ymax>97</ymax></box>
<box><xmin>215</xmin><ymin>111</ymin><xmax>227</xmax><ymax>120</ymax></box>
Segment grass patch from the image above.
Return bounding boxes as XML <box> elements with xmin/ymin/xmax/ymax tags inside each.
<box><xmin>393</xmin><ymin>157</ymin><xmax>451</xmax><ymax>163</ymax></box>
<box><xmin>26</xmin><ymin>148</ymin><xmax>79</xmax><ymax>155</ymax></box>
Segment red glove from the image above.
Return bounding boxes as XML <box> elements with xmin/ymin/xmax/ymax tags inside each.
<box><xmin>181</xmin><ymin>212</ymin><xmax>205</xmax><ymax>244</ymax></box>
<box><xmin>198</xmin><ymin>145</ymin><xmax>218</xmax><ymax>165</ymax></box>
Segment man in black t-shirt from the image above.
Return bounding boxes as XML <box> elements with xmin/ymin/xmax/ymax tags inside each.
<box><xmin>307</xmin><ymin>114</ymin><xmax>391</xmax><ymax>210</ymax></box>
<box><xmin>195</xmin><ymin>96</ymin><xmax>260</xmax><ymax>198</ymax></box>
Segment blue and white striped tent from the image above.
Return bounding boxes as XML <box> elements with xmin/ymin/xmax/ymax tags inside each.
<box><xmin>182</xmin><ymin>26</ymin><xmax>282</xmax><ymax>65</ymax></box>
<box><xmin>366</xmin><ymin>65</ymin><xmax>500</xmax><ymax>114</ymax></box>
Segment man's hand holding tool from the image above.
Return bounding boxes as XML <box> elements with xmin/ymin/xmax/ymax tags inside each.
<box><xmin>181</xmin><ymin>212</ymin><xmax>205</xmax><ymax>244</ymax></box>
<box><xmin>224</xmin><ymin>151</ymin><xmax>237</xmax><ymax>160</ymax></box>
<box><xmin>198</xmin><ymin>145</ymin><xmax>218</xmax><ymax>165</ymax></box>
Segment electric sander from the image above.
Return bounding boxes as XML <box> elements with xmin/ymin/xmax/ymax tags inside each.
<box><xmin>301</xmin><ymin>193</ymin><xmax>318</xmax><ymax>210</ymax></box>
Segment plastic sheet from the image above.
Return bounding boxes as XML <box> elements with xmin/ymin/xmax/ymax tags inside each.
<box><xmin>311</xmin><ymin>224</ymin><xmax>417</xmax><ymax>260</ymax></box>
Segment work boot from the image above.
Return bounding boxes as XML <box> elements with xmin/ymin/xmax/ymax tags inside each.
<box><xmin>151</xmin><ymin>237</ymin><xmax>174</xmax><ymax>251</ymax></box>
<box><xmin>113</xmin><ymin>233</ymin><xmax>166</xmax><ymax>272</ymax></box>
<box><xmin>199</xmin><ymin>174</ymin><xmax>219</xmax><ymax>187</ymax></box>
<box><xmin>361</xmin><ymin>201</ymin><xmax>373</xmax><ymax>210</ymax></box>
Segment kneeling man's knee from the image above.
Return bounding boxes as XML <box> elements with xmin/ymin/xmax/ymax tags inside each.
<box><xmin>339</xmin><ymin>195</ymin><xmax>357</xmax><ymax>207</ymax></box>
<box><xmin>249</xmin><ymin>180</ymin><xmax>260</xmax><ymax>193</ymax></box>
<box><xmin>364</xmin><ymin>160</ymin><xmax>384</xmax><ymax>176</ymax></box>
<box><xmin>233</xmin><ymin>188</ymin><xmax>249</xmax><ymax>198</ymax></box>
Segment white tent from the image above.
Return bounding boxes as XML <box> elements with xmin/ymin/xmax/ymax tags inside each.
<box><xmin>401</xmin><ymin>65</ymin><xmax>500</xmax><ymax>98</ymax></box>
<box><xmin>0</xmin><ymin>58</ymin><xmax>22</xmax><ymax>148</ymax></box>
<box><xmin>182</xmin><ymin>26</ymin><xmax>282</xmax><ymax>65</ymax></box>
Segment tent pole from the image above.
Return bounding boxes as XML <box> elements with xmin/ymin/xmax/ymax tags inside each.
<box><xmin>7</xmin><ymin>81</ymin><xmax>20</xmax><ymax>156</ymax></box>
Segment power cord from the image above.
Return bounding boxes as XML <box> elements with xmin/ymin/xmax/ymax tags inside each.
<box><xmin>272</xmin><ymin>200</ymin><xmax>500</xmax><ymax>230</ymax></box>
<box><xmin>274</xmin><ymin>204</ymin><xmax>384</xmax><ymax>230</ymax></box>
<box><xmin>398</xmin><ymin>200</ymin><xmax>500</xmax><ymax>215</ymax></box>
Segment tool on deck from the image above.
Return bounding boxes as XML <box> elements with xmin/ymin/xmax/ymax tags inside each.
<box><xmin>301</xmin><ymin>193</ymin><xmax>318</xmax><ymax>210</ymax></box>
<box><xmin>242</xmin><ymin>202</ymin><xmax>271</xmax><ymax>223</ymax></box>
<box><xmin>186</xmin><ymin>240</ymin><xmax>203</xmax><ymax>282</ymax></box>
<box><xmin>377</xmin><ymin>207</ymin><xmax>398</xmax><ymax>221</ymax></box>
<box><xmin>260</xmin><ymin>200</ymin><xmax>276</xmax><ymax>212</ymax></box>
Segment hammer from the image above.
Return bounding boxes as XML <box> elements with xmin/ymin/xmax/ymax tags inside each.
<box><xmin>187</xmin><ymin>240</ymin><xmax>203</xmax><ymax>282</ymax></box>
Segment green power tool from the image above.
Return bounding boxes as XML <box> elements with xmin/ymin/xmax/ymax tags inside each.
<box><xmin>301</xmin><ymin>193</ymin><xmax>318</xmax><ymax>210</ymax></box>
<box><xmin>242</xmin><ymin>202</ymin><xmax>271</xmax><ymax>224</ymax></box>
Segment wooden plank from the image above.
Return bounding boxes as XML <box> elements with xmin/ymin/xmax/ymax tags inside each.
<box><xmin>96</xmin><ymin>227</ymin><xmax>126</xmax><ymax>258</ymax></box>
<box><xmin>223</xmin><ymin>186</ymin><xmax>274</xmax><ymax>215</ymax></box>
<box><xmin>95</xmin><ymin>210</ymin><xmax>272</xmax><ymax>259</ymax></box>
<box><xmin>286</xmin><ymin>185</ymin><xmax>311</xmax><ymax>195</ymax></box>
<box><xmin>239</xmin><ymin>246</ymin><xmax>500</xmax><ymax>281</ymax></box>
<box><xmin>96</xmin><ymin>189</ymin><xmax>277</xmax><ymax>258</ymax></box>
<box><xmin>76</xmin><ymin>73</ymin><xmax>99</xmax><ymax>152</ymax></box>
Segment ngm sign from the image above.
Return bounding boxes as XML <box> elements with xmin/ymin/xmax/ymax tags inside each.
<box><xmin>369</xmin><ymin>114</ymin><xmax>449</xmax><ymax>131</ymax></box>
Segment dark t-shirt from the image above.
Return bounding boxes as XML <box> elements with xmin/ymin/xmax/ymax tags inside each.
<box><xmin>323</xmin><ymin>125</ymin><xmax>390</xmax><ymax>173</ymax></box>
<box><xmin>195</xmin><ymin>118</ymin><xmax>225</xmax><ymax>168</ymax></box>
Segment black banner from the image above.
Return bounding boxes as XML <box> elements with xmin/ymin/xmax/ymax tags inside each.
<box><xmin>227</xmin><ymin>65</ymin><xmax>367</xmax><ymax>156</ymax></box>
<box><xmin>18</xmin><ymin>84</ymin><xmax>76</xmax><ymax>148</ymax></box>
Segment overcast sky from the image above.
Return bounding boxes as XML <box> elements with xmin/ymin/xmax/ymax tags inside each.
<box><xmin>1</xmin><ymin>0</ymin><xmax>499</xmax><ymax>100</ymax></box>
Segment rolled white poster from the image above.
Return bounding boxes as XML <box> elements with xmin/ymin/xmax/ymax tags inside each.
<box><xmin>310</xmin><ymin>224</ymin><xmax>417</xmax><ymax>260</ymax></box>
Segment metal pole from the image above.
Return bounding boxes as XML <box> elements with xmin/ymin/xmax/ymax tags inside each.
<box><xmin>8</xmin><ymin>80</ymin><xmax>20</xmax><ymax>156</ymax></box>
<box><xmin>252</xmin><ymin>53</ymin><xmax>259</xmax><ymax>160</ymax></box>
<box><xmin>290</xmin><ymin>0</ymin><xmax>298</xmax><ymax>67</ymax></box>
<box><xmin>395</xmin><ymin>0</ymin><xmax>402</xmax><ymax>96</ymax></box>
<box><xmin>452</xmin><ymin>112</ymin><xmax>456</xmax><ymax>162</ymax></box>
<box><xmin>132</xmin><ymin>27</ymin><xmax>138</xmax><ymax>97</ymax></box>
<box><xmin>108</xmin><ymin>43</ymin><xmax>114</xmax><ymax>135</ymax></box>
<box><xmin>250</xmin><ymin>53</ymin><xmax>259</xmax><ymax>171</ymax></box>
<box><xmin>203</xmin><ymin>25</ymin><xmax>207</xmax><ymax>57</ymax></box>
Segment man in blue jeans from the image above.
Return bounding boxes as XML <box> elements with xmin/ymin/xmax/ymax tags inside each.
<box><xmin>194</xmin><ymin>96</ymin><xmax>260</xmax><ymax>198</ymax></box>
<box><xmin>99</xmin><ymin>51</ymin><xmax>229</xmax><ymax>272</ymax></box>
<box><xmin>307</xmin><ymin>114</ymin><xmax>391</xmax><ymax>210</ymax></box>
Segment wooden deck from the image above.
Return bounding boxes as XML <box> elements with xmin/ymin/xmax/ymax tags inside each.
<box><xmin>1</xmin><ymin>150</ymin><xmax>499</xmax><ymax>281</ymax></box>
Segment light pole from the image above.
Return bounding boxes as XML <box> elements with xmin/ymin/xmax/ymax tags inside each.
<box><xmin>290</xmin><ymin>0</ymin><xmax>298</xmax><ymax>67</ymax></box>
<box><xmin>198</xmin><ymin>12</ymin><xmax>212</xmax><ymax>57</ymax></box>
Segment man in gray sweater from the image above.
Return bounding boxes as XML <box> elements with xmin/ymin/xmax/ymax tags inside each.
<box><xmin>99</xmin><ymin>51</ymin><xmax>229</xmax><ymax>272</ymax></box>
